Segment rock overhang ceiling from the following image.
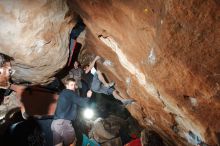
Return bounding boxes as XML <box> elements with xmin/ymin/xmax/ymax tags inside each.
<box><xmin>0</xmin><ymin>0</ymin><xmax>73</xmax><ymax>84</ymax></box>
<box><xmin>0</xmin><ymin>0</ymin><xmax>219</xmax><ymax>145</ymax></box>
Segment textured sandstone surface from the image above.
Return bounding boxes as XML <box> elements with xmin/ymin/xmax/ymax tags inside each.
<box><xmin>70</xmin><ymin>0</ymin><xmax>220</xmax><ymax>145</ymax></box>
<box><xmin>0</xmin><ymin>0</ymin><xmax>73</xmax><ymax>84</ymax></box>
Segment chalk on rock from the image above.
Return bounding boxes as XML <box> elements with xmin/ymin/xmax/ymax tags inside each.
<box><xmin>103</xmin><ymin>60</ymin><xmax>113</xmax><ymax>67</ymax></box>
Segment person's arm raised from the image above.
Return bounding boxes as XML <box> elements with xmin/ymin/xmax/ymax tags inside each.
<box><xmin>72</xmin><ymin>90</ymin><xmax>92</xmax><ymax>107</ymax></box>
<box><xmin>85</xmin><ymin>56</ymin><xmax>100</xmax><ymax>74</ymax></box>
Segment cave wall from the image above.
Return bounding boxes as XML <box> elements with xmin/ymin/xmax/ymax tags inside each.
<box><xmin>70</xmin><ymin>0</ymin><xmax>220</xmax><ymax>145</ymax></box>
<box><xmin>0</xmin><ymin>0</ymin><xmax>73</xmax><ymax>84</ymax></box>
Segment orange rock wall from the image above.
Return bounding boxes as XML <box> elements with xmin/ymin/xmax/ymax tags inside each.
<box><xmin>70</xmin><ymin>0</ymin><xmax>220</xmax><ymax>145</ymax></box>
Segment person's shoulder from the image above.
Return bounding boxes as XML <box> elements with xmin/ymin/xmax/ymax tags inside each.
<box><xmin>78</xmin><ymin>68</ymin><xmax>83</xmax><ymax>72</ymax></box>
<box><xmin>60</xmin><ymin>89</ymin><xmax>77</xmax><ymax>97</ymax></box>
<box><xmin>60</xmin><ymin>89</ymin><xmax>71</xmax><ymax>94</ymax></box>
<box><xmin>74</xmin><ymin>68</ymin><xmax>81</xmax><ymax>72</ymax></box>
<box><xmin>69</xmin><ymin>68</ymin><xmax>76</xmax><ymax>72</ymax></box>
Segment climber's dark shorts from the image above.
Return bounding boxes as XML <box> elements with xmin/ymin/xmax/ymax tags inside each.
<box><xmin>91</xmin><ymin>73</ymin><xmax>114</xmax><ymax>95</ymax></box>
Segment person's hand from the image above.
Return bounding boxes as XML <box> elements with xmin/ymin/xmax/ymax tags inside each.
<box><xmin>87</xmin><ymin>90</ymin><xmax>93</xmax><ymax>98</ymax></box>
<box><xmin>95</xmin><ymin>56</ymin><xmax>101</xmax><ymax>61</ymax></box>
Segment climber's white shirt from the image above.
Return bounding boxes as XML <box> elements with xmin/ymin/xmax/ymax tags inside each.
<box><xmin>91</xmin><ymin>67</ymin><xmax>97</xmax><ymax>75</ymax></box>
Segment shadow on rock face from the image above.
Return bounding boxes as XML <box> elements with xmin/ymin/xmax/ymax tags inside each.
<box><xmin>141</xmin><ymin>129</ymin><xmax>166</xmax><ymax>146</ymax></box>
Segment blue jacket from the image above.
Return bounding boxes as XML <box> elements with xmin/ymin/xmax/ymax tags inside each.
<box><xmin>70</xmin><ymin>22</ymin><xmax>85</xmax><ymax>39</ymax></box>
<box><xmin>54</xmin><ymin>89</ymin><xmax>89</xmax><ymax>121</ymax></box>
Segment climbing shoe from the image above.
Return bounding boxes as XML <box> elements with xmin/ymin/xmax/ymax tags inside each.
<box><xmin>107</xmin><ymin>82</ymin><xmax>115</xmax><ymax>88</ymax></box>
<box><xmin>122</xmin><ymin>99</ymin><xmax>135</xmax><ymax>106</ymax></box>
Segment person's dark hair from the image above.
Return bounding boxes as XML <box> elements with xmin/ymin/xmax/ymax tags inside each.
<box><xmin>0</xmin><ymin>53</ymin><xmax>13</xmax><ymax>67</ymax></box>
<box><xmin>83</xmin><ymin>64</ymin><xmax>89</xmax><ymax>70</ymax></box>
<box><xmin>0</xmin><ymin>54</ymin><xmax>6</xmax><ymax>67</ymax></box>
<box><xmin>64</xmin><ymin>78</ymin><xmax>75</xmax><ymax>85</ymax></box>
<box><xmin>74</xmin><ymin>60</ymin><xmax>81</xmax><ymax>67</ymax></box>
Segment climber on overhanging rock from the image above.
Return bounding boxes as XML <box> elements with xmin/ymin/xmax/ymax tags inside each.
<box><xmin>82</xmin><ymin>55</ymin><xmax>135</xmax><ymax>106</ymax></box>
<box><xmin>68</xmin><ymin>17</ymin><xmax>86</xmax><ymax>66</ymax></box>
